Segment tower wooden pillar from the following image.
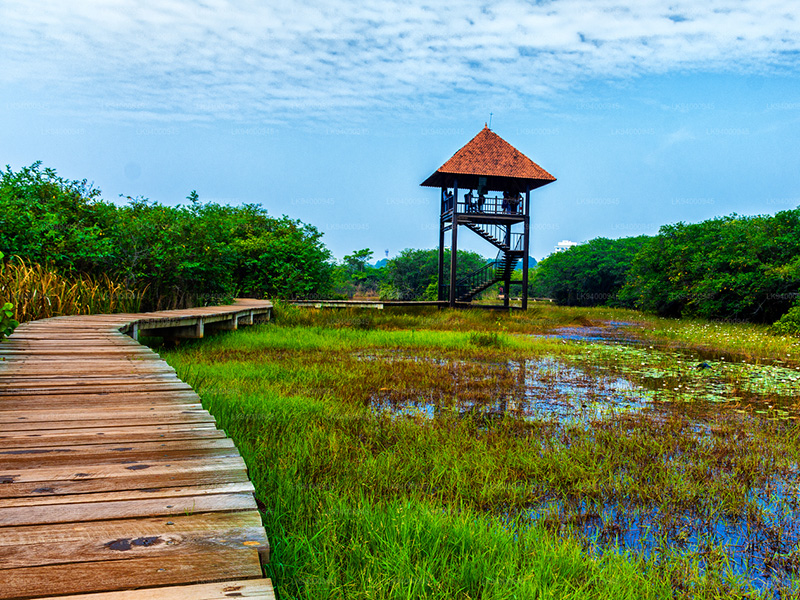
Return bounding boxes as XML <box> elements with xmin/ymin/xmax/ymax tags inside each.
<box><xmin>449</xmin><ymin>178</ymin><xmax>459</xmax><ymax>307</ymax></box>
<box><xmin>438</xmin><ymin>187</ymin><xmax>446</xmax><ymax>302</ymax></box>
<box><xmin>521</xmin><ymin>185</ymin><xmax>532</xmax><ymax>310</ymax></box>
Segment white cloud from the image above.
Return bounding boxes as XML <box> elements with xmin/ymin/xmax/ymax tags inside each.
<box><xmin>2</xmin><ymin>0</ymin><xmax>799</xmax><ymax>124</ymax></box>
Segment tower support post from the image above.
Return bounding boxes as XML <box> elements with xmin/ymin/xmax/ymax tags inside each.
<box><xmin>521</xmin><ymin>185</ymin><xmax>531</xmax><ymax>310</ymax></box>
<box><xmin>449</xmin><ymin>179</ymin><xmax>459</xmax><ymax>307</ymax></box>
<box><xmin>503</xmin><ymin>223</ymin><xmax>511</xmax><ymax>309</ymax></box>
<box><xmin>438</xmin><ymin>187</ymin><xmax>446</xmax><ymax>302</ymax></box>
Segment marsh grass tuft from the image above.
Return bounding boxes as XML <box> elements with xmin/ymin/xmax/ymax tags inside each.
<box><xmin>468</xmin><ymin>331</ymin><xmax>504</xmax><ymax>348</ymax></box>
<box><xmin>0</xmin><ymin>255</ymin><xmax>145</xmax><ymax>322</ymax></box>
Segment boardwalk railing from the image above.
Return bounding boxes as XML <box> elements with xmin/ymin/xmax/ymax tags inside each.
<box><xmin>0</xmin><ymin>299</ymin><xmax>275</xmax><ymax>600</ymax></box>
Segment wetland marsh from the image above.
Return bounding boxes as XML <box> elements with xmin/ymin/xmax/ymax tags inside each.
<box><xmin>160</xmin><ymin>304</ymin><xmax>800</xmax><ymax>599</ymax></box>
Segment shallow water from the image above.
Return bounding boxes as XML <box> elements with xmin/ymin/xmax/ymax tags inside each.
<box><xmin>527</xmin><ymin>485</ymin><xmax>800</xmax><ymax>596</ymax></box>
<box><xmin>363</xmin><ymin>323</ymin><xmax>800</xmax><ymax>596</ymax></box>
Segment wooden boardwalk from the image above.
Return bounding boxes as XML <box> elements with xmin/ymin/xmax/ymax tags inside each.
<box><xmin>0</xmin><ymin>300</ymin><xmax>275</xmax><ymax>600</ymax></box>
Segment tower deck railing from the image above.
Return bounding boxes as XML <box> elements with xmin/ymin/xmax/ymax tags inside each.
<box><xmin>441</xmin><ymin>195</ymin><xmax>525</xmax><ymax>216</ymax></box>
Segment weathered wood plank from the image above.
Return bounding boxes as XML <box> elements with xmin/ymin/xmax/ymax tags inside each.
<box><xmin>0</xmin><ymin>424</ymin><xmax>222</xmax><ymax>449</ymax></box>
<box><xmin>0</xmin><ymin>455</ymin><xmax>247</xmax><ymax>485</ymax></box>
<box><xmin>0</xmin><ymin>438</ymin><xmax>238</xmax><ymax>468</ymax></box>
<box><xmin>0</xmin><ymin>547</ymin><xmax>264</xmax><ymax>599</ymax></box>
<box><xmin>0</xmin><ymin>436</ymin><xmax>228</xmax><ymax>454</ymax></box>
<box><xmin>0</xmin><ymin>407</ymin><xmax>209</xmax><ymax>423</ymax></box>
<box><xmin>0</xmin><ymin>390</ymin><xmax>200</xmax><ymax>406</ymax></box>
<box><xmin>33</xmin><ymin>579</ymin><xmax>275</xmax><ymax>600</ymax></box>
<box><xmin>0</xmin><ymin>467</ymin><xmax>251</xmax><ymax>499</ymax></box>
<box><xmin>0</xmin><ymin>510</ymin><xmax>267</xmax><ymax>569</ymax></box>
<box><xmin>1</xmin><ymin>413</ymin><xmax>216</xmax><ymax>431</ymax></box>
<box><xmin>0</xmin><ymin>383</ymin><xmax>193</xmax><ymax>396</ymax></box>
<box><xmin>0</xmin><ymin>481</ymin><xmax>254</xmax><ymax>509</ymax></box>
<box><xmin>0</xmin><ymin>491</ymin><xmax>258</xmax><ymax>527</ymax></box>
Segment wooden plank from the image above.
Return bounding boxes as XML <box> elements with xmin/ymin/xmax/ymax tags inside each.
<box><xmin>0</xmin><ymin>398</ymin><xmax>202</xmax><ymax>418</ymax></box>
<box><xmin>0</xmin><ymin>424</ymin><xmax>222</xmax><ymax>448</ymax></box>
<box><xmin>33</xmin><ymin>579</ymin><xmax>275</xmax><ymax>600</ymax></box>
<box><xmin>0</xmin><ymin>371</ymin><xmax>179</xmax><ymax>381</ymax></box>
<box><xmin>0</xmin><ymin>406</ymin><xmax>205</xmax><ymax>421</ymax></box>
<box><xmin>0</xmin><ymin>511</ymin><xmax>267</xmax><ymax>569</ymax></box>
<box><xmin>0</xmin><ymin>378</ymin><xmax>184</xmax><ymax>390</ymax></box>
<box><xmin>0</xmin><ymin>491</ymin><xmax>258</xmax><ymax>526</ymax></box>
<box><xmin>0</xmin><ymin>438</ymin><xmax>238</xmax><ymax>467</ymax></box>
<box><xmin>0</xmin><ymin>413</ymin><xmax>215</xmax><ymax>431</ymax></box>
<box><xmin>0</xmin><ymin>381</ymin><xmax>186</xmax><ymax>394</ymax></box>
<box><xmin>0</xmin><ymin>467</ymin><xmax>251</xmax><ymax>499</ymax></box>
<box><xmin>0</xmin><ymin>547</ymin><xmax>264</xmax><ymax>599</ymax></box>
<box><xmin>0</xmin><ymin>455</ymin><xmax>247</xmax><ymax>485</ymax></box>
<box><xmin>0</xmin><ymin>384</ymin><xmax>194</xmax><ymax>397</ymax></box>
<box><xmin>0</xmin><ymin>390</ymin><xmax>200</xmax><ymax>406</ymax></box>
<box><xmin>0</xmin><ymin>348</ymin><xmax>156</xmax><ymax>355</ymax></box>
<box><xmin>0</xmin><ymin>481</ymin><xmax>254</xmax><ymax>509</ymax></box>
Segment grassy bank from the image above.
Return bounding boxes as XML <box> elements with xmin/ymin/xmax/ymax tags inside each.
<box><xmin>160</xmin><ymin>306</ymin><xmax>800</xmax><ymax>599</ymax></box>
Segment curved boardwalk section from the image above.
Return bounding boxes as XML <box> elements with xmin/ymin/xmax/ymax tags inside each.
<box><xmin>0</xmin><ymin>300</ymin><xmax>274</xmax><ymax>600</ymax></box>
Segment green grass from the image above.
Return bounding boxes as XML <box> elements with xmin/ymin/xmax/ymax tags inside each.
<box><xmin>159</xmin><ymin>305</ymin><xmax>800</xmax><ymax>599</ymax></box>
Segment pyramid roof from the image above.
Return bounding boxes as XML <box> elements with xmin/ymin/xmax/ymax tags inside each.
<box><xmin>420</xmin><ymin>125</ymin><xmax>556</xmax><ymax>192</ymax></box>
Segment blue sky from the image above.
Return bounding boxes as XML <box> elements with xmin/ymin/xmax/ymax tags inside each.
<box><xmin>2</xmin><ymin>1</ymin><xmax>800</xmax><ymax>261</ymax></box>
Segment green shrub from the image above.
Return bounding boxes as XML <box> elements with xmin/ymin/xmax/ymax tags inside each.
<box><xmin>0</xmin><ymin>163</ymin><xmax>334</xmax><ymax>310</ymax></box>
<box><xmin>0</xmin><ymin>301</ymin><xmax>17</xmax><ymax>340</ymax></box>
<box><xmin>0</xmin><ymin>253</ymin><xmax>18</xmax><ymax>339</ymax></box>
<box><xmin>772</xmin><ymin>306</ymin><xmax>800</xmax><ymax>336</ymax></box>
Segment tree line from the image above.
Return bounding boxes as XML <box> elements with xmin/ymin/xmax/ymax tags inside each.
<box><xmin>530</xmin><ymin>210</ymin><xmax>800</xmax><ymax>331</ymax></box>
<box><xmin>0</xmin><ymin>163</ymin><xmax>490</xmax><ymax>312</ymax></box>
<box><xmin>0</xmin><ymin>163</ymin><xmax>332</xmax><ymax>310</ymax></box>
<box><xmin>5</xmin><ymin>162</ymin><xmax>796</xmax><ymax>332</ymax></box>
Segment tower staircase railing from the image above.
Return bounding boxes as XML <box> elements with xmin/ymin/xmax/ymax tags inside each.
<box><xmin>464</xmin><ymin>223</ymin><xmax>522</xmax><ymax>252</ymax></box>
<box><xmin>440</xmin><ymin>244</ymin><xmax>525</xmax><ymax>302</ymax></box>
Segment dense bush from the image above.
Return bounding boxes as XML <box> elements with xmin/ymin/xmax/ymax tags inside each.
<box><xmin>0</xmin><ymin>163</ymin><xmax>334</xmax><ymax>309</ymax></box>
<box><xmin>620</xmin><ymin>211</ymin><xmax>800</xmax><ymax>322</ymax></box>
<box><xmin>531</xmin><ymin>210</ymin><xmax>800</xmax><ymax>324</ymax></box>
<box><xmin>772</xmin><ymin>306</ymin><xmax>800</xmax><ymax>336</ymax></box>
<box><xmin>0</xmin><ymin>252</ymin><xmax>18</xmax><ymax>338</ymax></box>
<box><xmin>0</xmin><ymin>301</ymin><xmax>16</xmax><ymax>340</ymax></box>
<box><xmin>530</xmin><ymin>236</ymin><xmax>648</xmax><ymax>307</ymax></box>
<box><xmin>383</xmin><ymin>248</ymin><xmax>488</xmax><ymax>300</ymax></box>
<box><xmin>0</xmin><ymin>254</ymin><xmax>145</xmax><ymax>322</ymax></box>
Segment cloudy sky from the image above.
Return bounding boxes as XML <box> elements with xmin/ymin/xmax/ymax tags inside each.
<box><xmin>2</xmin><ymin>0</ymin><xmax>800</xmax><ymax>260</ymax></box>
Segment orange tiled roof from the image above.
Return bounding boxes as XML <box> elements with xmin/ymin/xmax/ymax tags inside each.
<box><xmin>426</xmin><ymin>125</ymin><xmax>555</xmax><ymax>183</ymax></box>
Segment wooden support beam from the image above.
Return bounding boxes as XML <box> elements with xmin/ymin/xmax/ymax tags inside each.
<box><xmin>522</xmin><ymin>185</ymin><xmax>531</xmax><ymax>310</ymax></box>
<box><xmin>438</xmin><ymin>186</ymin><xmax>446</xmax><ymax>302</ymax></box>
<box><xmin>449</xmin><ymin>178</ymin><xmax>459</xmax><ymax>307</ymax></box>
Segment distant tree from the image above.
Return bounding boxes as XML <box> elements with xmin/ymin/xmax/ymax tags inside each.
<box><xmin>531</xmin><ymin>236</ymin><xmax>648</xmax><ymax>307</ymax></box>
<box><xmin>332</xmin><ymin>248</ymin><xmax>386</xmax><ymax>298</ymax></box>
<box><xmin>343</xmin><ymin>249</ymin><xmax>373</xmax><ymax>274</ymax></box>
<box><xmin>384</xmin><ymin>248</ymin><xmax>488</xmax><ymax>300</ymax></box>
<box><xmin>620</xmin><ymin>211</ymin><xmax>800</xmax><ymax>321</ymax></box>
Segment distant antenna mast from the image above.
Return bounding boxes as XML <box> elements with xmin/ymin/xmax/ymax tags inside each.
<box><xmin>488</xmin><ymin>112</ymin><xmax>493</xmax><ymax>128</ymax></box>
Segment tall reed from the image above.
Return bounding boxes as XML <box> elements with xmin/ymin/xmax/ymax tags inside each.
<box><xmin>0</xmin><ymin>256</ymin><xmax>146</xmax><ymax>322</ymax></box>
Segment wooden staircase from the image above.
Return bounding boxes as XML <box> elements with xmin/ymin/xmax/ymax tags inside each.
<box><xmin>452</xmin><ymin>222</ymin><xmax>524</xmax><ymax>302</ymax></box>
